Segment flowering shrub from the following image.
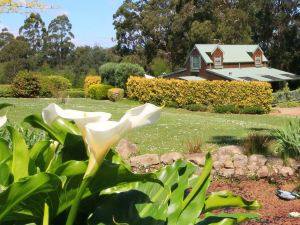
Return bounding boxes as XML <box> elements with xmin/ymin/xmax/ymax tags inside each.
<box><xmin>107</xmin><ymin>88</ymin><xmax>124</xmax><ymax>102</ymax></box>
<box><xmin>127</xmin><ymin>77</ymin><xmax>273</xmax><ymax>113</ymax></box>
<box><xmin>84</xmin><ymin>75</ymin><xmax>101</xmax><ymax>97</ymax></box>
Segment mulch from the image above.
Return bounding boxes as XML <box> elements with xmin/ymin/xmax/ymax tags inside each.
<box><xmin>208</xmin><ymin>178</ymin><xmax>300</xmax><ymax>225</ymax></box>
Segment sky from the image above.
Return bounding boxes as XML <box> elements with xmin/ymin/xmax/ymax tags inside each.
<box><xmin>0</xmin><ymin>0</ymin><xmax>124</xmax><ymax>48</ymax></box>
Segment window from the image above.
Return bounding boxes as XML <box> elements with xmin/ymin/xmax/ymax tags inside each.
<box><xmin>255</xmin><ymin>56</ymin><xmax>262</xmax><ymax>65</ymax></box>
<box><xmin>214</xmin><ymin>57</ymin><xmax>222</xmax><ymax>67</ymax></box>
<box><xmin>191</xmin><ymin>55</ymin><xmax>200</xmax><ymax>70</ymax></box>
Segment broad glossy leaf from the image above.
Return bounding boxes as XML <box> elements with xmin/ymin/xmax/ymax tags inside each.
<box><xmin>0</xmin><ymin>138</ymin><xmax>11</xmax><ymax>164</ymax></box>
<box><xmin>54</xmin><ymin>160</ymin><xmax>87</xmax><ymax>177</ymax></box>
<box><xmin>30</xmin><ymin>140</ymin><xmax>53</xmax><ymax>171</ymax></box>
<box><xmin>8</xmin><ymin>126</ymin><xmax>30</xmax><ymax>181</ymax></box>
<box><xmin>0</xmin><ymin>173</ymin><xmax>61</xmax><ymax>222</ymax></box>
<box><xmin>197</xmin><ymin>212</ymin><xmax>259</xmax><ymax>225</ymax></box>
<box><xmin>204</xmin><ymin>191</ymin><xmax>261</xmax><ymax>212</ymax></box>
<box><xmin>0</xmin><ymin>163</ymin><xmax>10</xmax><ymax>186</ymax></box>
<box><xmin>24</xmin><ymin>115</ymin><xmax>80</xmax><ymax>144</ymax></box>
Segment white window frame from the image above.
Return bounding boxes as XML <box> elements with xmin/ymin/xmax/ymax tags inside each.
<box><xmin>214</xmin><ymin>56</ymin><xmax>222</xmax><ymax>67</ymax></box>
<box><xmin>191</xmin><ymin>55</ymin><xmax>201</xmax><ymax>70</ymax></box>
<box><xmin>255</xmin><ymin>56</ymin><xmax>262</xmax><ymax>65</ymax></box>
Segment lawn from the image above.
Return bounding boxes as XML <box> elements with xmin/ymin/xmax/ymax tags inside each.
<box><xmin>1</xmin><ymin>97</ymin><xmax>297</xmax><ymax>154</ymax></box>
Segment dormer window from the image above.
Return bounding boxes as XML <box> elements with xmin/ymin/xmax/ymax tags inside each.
<box><xmin>214</xmin><ymin>56</ymin><xmax>222</xmax><ymax>68</ymax></box>
<box><xmin>255</xmin><ymin>56</ymin><xmax>262</xmax><ymax>66</ymax></box>
<box><xmin>191</xmin><ymin>55</ymin><xmax>201</xmax><ymax>71</ymax></box>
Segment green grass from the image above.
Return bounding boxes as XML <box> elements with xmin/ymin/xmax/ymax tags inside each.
<box><xmin>0</xmin><ymin>98</ymin><xmax>296</xmax><ymax>154</ymax></box>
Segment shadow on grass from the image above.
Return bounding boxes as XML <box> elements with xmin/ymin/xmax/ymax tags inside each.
<box><xmin>247</xmin><ymin>127</ymin><xmax>272</xmax><ymax>132</ymax></box>
<box><xmin>209</xmin><ymin>135</ymin><xmax>241</xmax><ymax>145</ymax></box>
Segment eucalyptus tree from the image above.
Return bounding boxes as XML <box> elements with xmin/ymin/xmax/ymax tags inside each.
<box><xmin>0</xmin><ymin>28</ymin><xmax>14</xmax><ymax>49</ymax></box>
<box><xmin>47</xmin><ymin>14</ymin><xmax>74</xmax><ymax>68</ymax></box>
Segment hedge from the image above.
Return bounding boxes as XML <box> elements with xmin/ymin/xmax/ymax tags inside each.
<box><xmin>84</xmin><ymin>75</ymin><xmax>101</xmax><ymax>97</ymax></box>
<box><xmin>127</xmin><ymin>77</ymin><xmax>273</xmax><ymax>113</ymax></box>
<box><xmin>88</xmin><ymin>84</ymin><xmax>114</xmax><ymax>100</ymax></box>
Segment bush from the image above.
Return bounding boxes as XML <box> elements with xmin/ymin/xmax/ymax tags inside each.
<box><xmin>240</xmin><ymin>106</ymin><xmax>265</xmax><ymax>114</ymax></box>
<box><xmin>84</xmin><ymin>75</ymin><xmax>101</xmax><ymax>97</ymax></box>
<box><xmin>166</xmin><ymin>100</ymin><xmax>179</xmax><ymax>108</ymax></box>
<box><xmin>65</xmin><ymin>89</ymin><xmax>85</xmax><ymax>98</ymax></box>
<box><xmin>107</xmin><ymin>88</ymin><xmax>124</xmax><ymax>102</ymax></box>
<box><xmin>127</xmin><ymin>77</ymin><xmax>273</xmax><ymax>113</ymax></box>
<box><xmin>272</xmin><ymin>120</ymin><xmax>300</xmax><ymax>161</ymax></box>
<box><xmin>12</xmin><ymin>71</ymin><xmax>41</xmax><ymax>98</ymax></box>
<box><xmin>214</xmin><ymin>105</ymin><xmax>238</xmax><ymax>113</ymax></box>
<box><xmin>40</xmin><ymin>76</ymin><xmax>71</xmax><ymax>98</ymax></box>
<box><xmin>88</xmin><ymin>84</ymin><xmax>113</xmax><ymax>100</ymax></box>
<box><xmin>185</xmin><ymin>103</ymin><xmax>207</xmax><ymax>112</ymax></box>
<box><xmin>243</xmin><ymin>133</ymin><xmax>273</xmax><ymax>155</ymax></box>
<box><xmin>0</xmin><ymin>84</ymin><xmax>12</xmax><ymax>97</ymax></box>
<box><xmin>100</xmin><ymin>63</ymin><xmax>145</xmax><ymax>88</ymax></box>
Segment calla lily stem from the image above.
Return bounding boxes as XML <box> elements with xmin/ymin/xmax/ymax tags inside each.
<box><xmin>66</xmin><ymin>177</ymin><xmax>92</xmax><ymax>225</ymax></box>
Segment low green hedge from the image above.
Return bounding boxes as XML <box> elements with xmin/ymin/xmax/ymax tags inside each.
<box><xmin>66</xmin><ymin>89</ymin><xmax>85</xmax><ymax>98</ymax></box>
<box><xmin>88</xmin><ymin>84</ymin><xmax>114</xmax><ymax>100</ymax></box>
<box><xmin>0</xmin><ymin>84</ymin><xmax>12</xmax><ymax>97</ymax></box>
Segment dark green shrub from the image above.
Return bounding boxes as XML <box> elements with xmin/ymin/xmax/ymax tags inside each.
<box><xmin>214</xmin><ymin>105</ymin><xmax>238</xmax><ymax>114</ymax></box>
<box><xmin>88</xmin><ymin>84</ymin><xmax>113</xmax><ymax>100</ymax></box>
<box><xmin>66</xmin><ymin>89</ymin><xmax>85</xmax><ymax>98</ymax></box>
<box><xmin>99</xmin><ymin>63</ymin><xmax>144</xmax><ymax>88</ymax></box>
<box><xmin>0</xmin><ymin>85</ymin><xmax>12</xmax><ymax>97</ymax></box>
<box><xmin>40</xmin><ymin>76</ymin><xmax>71</xmax><ymax>98</ymax></box>
<box><xmin>185</xmin><ymin>103</ymin><xmax>207</xmax><ymax>112</ymax></box>
<box><xmin>166</xmin><ymin>101</ymin><xmax>179</xmax><ymax>108</ymax></box>
<box><xmin>107</xmin><ymin>88</ymin><xmax>124</xmax><ymax>102</ymax></box>
<box><xmin>12</xmin><ymin>71</ymin><xmax>41</xmax><ymax>98</ymax></box>
<box><xmin>240</xmin><ymin>106</ymin><xmax>265</xmax><ymax>114</ymax></box>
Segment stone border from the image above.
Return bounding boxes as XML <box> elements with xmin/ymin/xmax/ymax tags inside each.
<box><xmin>117</xmin><ymin>140</ymin><xmax>300</xmax><ymax>178</ymax></box>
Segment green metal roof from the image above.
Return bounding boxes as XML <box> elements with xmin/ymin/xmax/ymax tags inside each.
<box><xmin>207</xmin><ymin>67</ymin><xmax>300</xmax><ymax>82</ymax></box>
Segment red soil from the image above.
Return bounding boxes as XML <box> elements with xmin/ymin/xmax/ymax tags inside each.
<box><xmin>208</xmin><ymin>178</ymin><xmax>300</xmax><ymax>225</ymax></box>
<box><xmin>271</xmin><ymin>107</ymin><xmax>300</xmax><ymax>116</ymax></box>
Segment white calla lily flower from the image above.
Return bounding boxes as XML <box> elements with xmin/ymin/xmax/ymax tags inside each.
<box><xmin>84</xmin><ymin>103</ymin><xmax>161</xmax><ymax>177</ymax></box>
<box><xmin>0</xmin><ymin>115</ymin><xmax>7</xmax><ymax>128</ymax></box>
<box><xmin>42</xmin><ymin>103</ymin><xmax>112</xmax><ymax>132</ymax></box>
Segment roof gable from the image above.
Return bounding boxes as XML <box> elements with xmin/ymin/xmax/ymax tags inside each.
<box><xmin>193</xmin><ymin>44</ymin><xmax>268</xmax><ymax>64</ymax></box>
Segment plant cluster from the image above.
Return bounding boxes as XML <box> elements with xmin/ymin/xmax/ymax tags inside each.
<box><xmin>0</xmin><ymin>103</ymin><xmax>261</xmax><ymax>225</ymax></box>
<box><xmin>107</xmin><ymin>88</ymin><xmax>124</xmax><ymax>102</ymax></box>
<box><xmin>243</xmin><ymin>133</ymin><xmax>273</xmax><ymax>156</ymax></box>
<box><xmin>11</xmin><ymin>71</ymin><xmax>71</xmax><ymax>98</ymax></box>
<box><xmin>127</xmin><ymin>77</ymin><xmax>273</xmax><ymax>113</ymax></box>
<box><xmin>84</xmin><ymin>75</ymin><xmax>101</xmax><ymax>97</ymax></box>
<box><xmin>88</xmin><ymin>84</ymin><xmax>114</xmax><ymax>100</ymax></box>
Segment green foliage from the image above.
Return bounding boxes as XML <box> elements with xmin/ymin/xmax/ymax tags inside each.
<box><xmin>107</xmin><ymin>88</ymin><xmax>124</xmax><ymax>102</ymax></box>
<box><xmin>272</xmin><ymin>120</ymin><xmax>300</xmax><ymax>161</ymax></box>
<box><xmin>185</xmin><ymin>104</ymin><xmax>207</xmax><ymax>112</ymax></box>
<box><xmin>150</xmin><ymin>57</ymin><xmax>171</xmax><ymax>76</ymax></box>
<box><xmin>214</xmin><ymin>105</ymin><xmax>238</xmax><ymax>114</ymax></box>
<box><xmin>239</xmin><ymin>106</ymin><xmax>265</xmax><ymax>114</ymax></box>
<box><xmin>243</xmin><ymin>133</ymin><xmax>273</xmax><ymax>156</ymax></box>
<box><xmin>0</xmin><ymin>84</ymin><xmax>12</xmax><ymax>97</ymax></box>
<box><xmin>88</xmin><ymin>84</ymin><xmax>114</xmax><ymax>100</ymax></box>
<box><xmin>166</xmin><ymin>100</ymin><xmax>179</xmax><ymax>108</ymax></box>
<box><xmin>100</xmin><ymin>63</ymin><xmax>144</xmax><ymax>88</ymax></box>
<box><xmin>12</xmin><ymin>70</ymin><xmax>41</xmax><ymax>98</ymax></box>
<box><xmin>40</xmin><ymin>75</ymin><xmax>71</xmax><ymax>98</ymax></box>
<box><xmin>66</xmin><ymin>89</ymin><xmax>85</xmax><ymax>98</ymax></box>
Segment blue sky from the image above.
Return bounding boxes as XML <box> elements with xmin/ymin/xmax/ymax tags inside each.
<box><xmin>0</xmin><ymin>0</ymin><xmax>124</xmax><ymax>47</ymax></box>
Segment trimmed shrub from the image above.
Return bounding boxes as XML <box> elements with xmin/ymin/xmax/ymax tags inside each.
<box><xmin>240</xmin><ymin>106</ymin><xmax>265</xmax><ymax>114</ymax></box>
<box><xmin>185</xmin><ymin>103</ymin><xmax>207</xmax><ymax>112</ymax></box>
<box><xmin>214</xmin><ymin>105</ymin><xmax>238</xmax><ymax>114</ymax></box>
<box><xmin>0</xmin><ymin>84</ymin><xmax>12</xmax><ymax>97</ymax></box>
<box><xmin>107</xmin><ymin>88</ymin><xmax>124</xmax><ymax>102</ymax></box>
<box><xmin>40</xmin><ymin>76</ymin><xmax>71</xmax><ymax>98</ymax></box>
<box><xmin>127</xmin><ymin>77</ymin><xmax>273</xmax><ymax>113</ymax></box>
<box><xmin>66</xmin><ymin>89</ymin><xmax>85</xmax><ymax>98</ymax></box>
<box><xmin>12</xmin><ymin>71</ymin><xmax>41</xmax><ymax>98</ymax></box>
<box><xmin>88</xmin><ymin>84</ymin><xmax>113</xmax><ymax>100</ymax></box>
<box><xmin>84</xmin><ymin>75</ymin><xmax>101</xmax><ymax>96</ymax></box>
<box><xmin>100</xmin><ymin>63</ymin><xmax>145</xmax><ymax>88</ymax></box>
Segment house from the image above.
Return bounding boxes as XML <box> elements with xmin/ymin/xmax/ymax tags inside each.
<box><xmin>164</xmin><ymin>44</ymin><xmax>299</xmax><ymax>86</ymax></box>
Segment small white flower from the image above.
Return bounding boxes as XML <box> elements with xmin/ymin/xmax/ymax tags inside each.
<box><xmin>0</xmin><ymin>115</ymin><xmax>7</xmax><ymax>128</ymax></box>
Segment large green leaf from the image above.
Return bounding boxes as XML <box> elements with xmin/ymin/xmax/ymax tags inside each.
<box><xmin>24</xmin><ymin>115</ymin><xmax>80</xmax><ymax>144</ymax></box>
<box><xmin>0</xmin><ymin>163</ymin><xmax>10</xmax><ymax>186</ymax></box>
<box><xmin>0</xmin><ymin>173</ymin><xmax>61</xmax><ymax>222</ymax></box>
<box><xmin>204</xmin><ymin>191</ymin><xmax>261</xmax><ymax>212</ymax></box>
<box><xmin>0</xmin><ymin>138</ymin><xmax>11</xmax><ymax>164</ymax></box>
<box><xmin>0</xmin><ymin>103</ymin><xmax>13</xmax><ymax>111</ymax></box>
<box><xmin>30</xmin><ymin>140</ymin><xmax>54</xmax><ymax>171</ymax></box>
<box><xmin>197</xmin><ymin>212</ymin><xmax>259</xmax><ymax>225</ymax></box>
<box><xmin>7</xmin><ymin>126</ymin><xmax>30</xmax><ymax>181</ymax></box>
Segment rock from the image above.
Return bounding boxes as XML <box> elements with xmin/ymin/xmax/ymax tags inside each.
<box><xmin>116</xmin><ymin>139</ymin><xmax>138</xmax><ymax>159</ymax></box>
<box><xmin>287</xmin><ymin>158</ymin><xmax>300</xmax><ymax>170</ymax></box>
<box><xmin>130</xmin><ymin>154</ymin><xmax>160</xmax><ymax>168</ymax></box>
<box><xmin>213</xmin><ymin>161</ymin><xmax>224</xmax><ymax>170</ymax></box>
<box><xmin>257</xmin><ymin>166</ymin><xmax>269</xmax><ymax>178</ymax></box>
<box><xmin>185</xmin><ymin>153</ymin><xmax>206</xmax><ymax>166</ymax></box>
<box><xmin>220</xmin><ymin>168</ymin><xmax>235</xmax><ymax>177</ymax></box>
<box><xmin>235</xmin><ymin>168</ymin><xmax>246</xmax><ymax>176</ymax></box>
<box><xmin>224</xmin><ymin>160</ymin><xmax>234</xmax><ymax>169</ymax></box>
<box><xmin>249</xmin><ymin>154</ymin><xmax>267</xmax><ymax>166</ymax></box>
<box><xmin>161</xmin><ymin>152</ymin><xmax>183</xmax><ymax>164</ymax></box>
<box><xmin>247</xmin><ymin>164</ymin><xmax>259</xmax><ymax>175</ymax></box>
<box><xmin>217</xmin><ymin>154</ymin><xmax>232</xmax><ymax>163</ymax></box>
<box><xmin>267</xmin><ymin>157</ymin><xmax>284</xmax><ymax>167</ymax></box>
<box><xmin>218</xmin><ymin>145</ymin><xmax>245</xmax><ymax>156</ymax></box>
<box><xmin>279</xmin><ymin>166</ymin><xmax>295</xmax><ymax>177</ymax></box>
<box><xmin>233</xmin><ymin>154</ymin><xmax>248</xmax><ymax>168</ymax></box>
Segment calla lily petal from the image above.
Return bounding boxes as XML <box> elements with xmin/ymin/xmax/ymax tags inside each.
<box><xmin>0</xmin><ymin>115</ymin><xmax>7</xmax><ymax>128</ymax></box>
<box><xmin>42</xmin><ymin>103</ymin><xmax>112</xmax><ymax>131</ymax></box>
<box><xmin>84</xmin><ymin>120</ymin><xmax>132</xmax><ymax>176</ymax></box>
<box><xmin>120</xmin><ymin>103</ymin><xmax>161</xmax><ymax>129</ymax></box>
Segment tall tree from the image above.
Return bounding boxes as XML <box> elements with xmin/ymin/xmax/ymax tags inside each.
<box><xmin>0</xmin><ymin>28</ymin><xmax>14</xmax><ymax>49</ymax></box>
<box><xmin>47</xmin><ymin>14</ymin><xmax>74</xmax><ymax>67</ymax></box>
<box><xmin>19</xmin><ymin>13</ymin><xmax>47</xmax><ymax>52</ymax></box>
